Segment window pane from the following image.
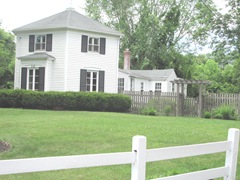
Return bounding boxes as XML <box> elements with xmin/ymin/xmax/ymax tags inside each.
<box><xmin>93</xmin><ymin>72</ymin><xmax>97</xmax><ymax>78</ymax></box>
<box><xmin>89</xmin><ymin>38</ymin><xmax>92</xmax><ymax>44</ymax></box>
<box><xmin>29</xmin><ymin>83</ymin><xmax>33</xmax><ymax>90</ymax></box>
<box><xmin>93</xmin><ymin>79</ymin><xmax>97</xmax><ymax>85</ymax></box>
<box><xmin>92</xmin><ymin>85</ymin><xmax>96</xmax><ymax>91</ymax></box>
<box><xmin>94</xmin><ymin>38</ymin><xmax>98</xmax><ymax>45</ymax></box>
<box><xmin>35</xmin><ymin>83</ymin><xmax>39</xmax><ymax>91</ymax></box>
<box><xmin>88</xmin><ymin>45</ymin><xmax>92</xmax><ymax>51</ymax></box>
<box><xmin>42</xmin><ymin>36</ymin><xmax>46</xmax><ymax>42</ymax></box>
<box><xmin>35</xmin><ymin>69</ymin><xmax>39</xmax><ymax>75</ymax></box>
<box><xmin>36</xmin><ymin>36</ymin><xmax>41</xmax><ymax>43</ymax></box>
<box><xmin>29</xmin><ymin>70</ymin><xmax>33</xmax><ymax>76</ymax></box>
<box><xmin>87</xmin><ymin>72</ymin><xmax>91</xmax><ymax>78</ymax></box>
<box><xmin>87</xmin><ymin>85</ymin><xmax>90</xmax><ymax>92</ymax></box>
<box><xmin>42</xmin><ymin>44</ymin><xmax>46</xmax><ymax>50</ymax></box>
<box><xmin>87</xmin><ymin>79</ymin><xmax>90</xmax><ymax>85</ymax></box>
<box><xmin>36</xmin><ymin>44</ymin><xmax>40</xmax><ymax>50</ymax></box>
<box><xmin>94</xmin><ymin>46</ymin><xmax>99</xmax><ymax>52</ymax></box>
<box><xmin>35</xmin><ymin>76</ymin><xmax>39</xmax><ymax>82</ymax></box>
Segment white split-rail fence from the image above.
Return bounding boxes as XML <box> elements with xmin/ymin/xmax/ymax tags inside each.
<box><xmin>0</xmin><ymin>128</ymin><xmax>239</xmax><ymax>180</ymax></box>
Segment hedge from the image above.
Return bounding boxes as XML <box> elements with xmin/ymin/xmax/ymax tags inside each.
<box><xmin>0</xmin><ymin>89</ymin><xmax>131</xmax><ymax>112</ymax></box>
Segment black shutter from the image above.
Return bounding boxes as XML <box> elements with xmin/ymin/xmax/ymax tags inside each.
<box><xmin>80</xmin><ymin>69</ymin><xmax>87</xmax><ymax>91</ymax></box>
<box><xmin>81</xmin><ymin>35</ymin><xmax>88</xmax><ymax>53</ymax></box>
<box><xmin>98</xmin><ymin>71</ymin><xmax>105</xmax><ymax>92</ymax></box>
<box><xmin>29</xmin><ymin>35</ymin><xmax>35</xmax><ymax>52</ymax></box>
<box><xmin>46</xmin><ymin>34</ymin><xmax>52</xmax><ymax>51</ymax></box>
<box><xmin>100</xmin><ymin>38</ymin><xmax>106</xmax><ymax>55</ymax></box>
<box><xmin>21</xmin><ymin>68</ymin><xmax>27</xmax><ymax>89</ymax></box>
<box><xmin>39</xmin><ymin>67</ymin><xmax>45</xmax><ymax>91</ymax></box>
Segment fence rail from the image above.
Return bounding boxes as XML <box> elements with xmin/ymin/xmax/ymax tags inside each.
<box><xmin>0</xmin><ymin>128</ymin><xmax>239</xmax><ymax>180</ymax></box>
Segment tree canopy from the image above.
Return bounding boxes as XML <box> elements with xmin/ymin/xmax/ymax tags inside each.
<box><xmin>0</xmin><ymin>27</ymin><xmax>15</xmax><ymax>88</ymax></box>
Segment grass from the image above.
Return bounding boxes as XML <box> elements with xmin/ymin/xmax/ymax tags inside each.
<box><xmin>0</xmin><ymin>108</ymin><xmax>240</xmax><ymax>179</ymax></box>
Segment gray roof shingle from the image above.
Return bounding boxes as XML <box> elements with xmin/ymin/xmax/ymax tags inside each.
<box><xmin>13</xmin><ymin>8</ymin><xmax>122</xmax><ymax>36</ymax></box>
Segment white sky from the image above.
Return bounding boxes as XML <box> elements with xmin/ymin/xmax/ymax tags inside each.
<box><xmin>0</xmin><ymin>0</ymin><xmax>227</xmax><ymax>32</ymax></box>
<box><xmin>0</xmin><ymin>0</ymin><xmax>86</xmax><ymax>31</ymax></box>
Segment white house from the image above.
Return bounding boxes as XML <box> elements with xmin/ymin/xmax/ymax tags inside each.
<box><xmin>118</xmin><ymin>49</ymin><xmax>187</xmax><ymax>94</ymax></box>
<box><xmin>13</xmin><ymin>8</ymin><xmax>122</xmax><ymax>93</ymax></box>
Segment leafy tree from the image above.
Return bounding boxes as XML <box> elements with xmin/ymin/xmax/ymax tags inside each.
<box><xmin>0</xmin><ymin>28</ymin><xmax>15</xmax><ymax>89</ymax></box>
<box><xmin>212</xmin><ymin>0</ymin><xmax>240</xmax><ymax>66</ymax></box>
<box><xmin>85</xmin><ymin>0</ymin><xmax>216</xmax><ymax>79</ymax></box>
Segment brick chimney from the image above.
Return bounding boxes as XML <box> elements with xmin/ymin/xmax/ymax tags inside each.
<box><xmin>123</xmin><ymin>49</ymin><xmax>131</xmax><ymax>70</ymax></box>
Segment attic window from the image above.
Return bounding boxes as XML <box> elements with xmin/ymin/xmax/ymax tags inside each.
<box><xmin>35</xmin><ymin>35</ymin><xmax>46</xmax><ymax>51</ymax></box>
<box><xmin>88</xmin><ymin>37</ymin><xmax>99</xmax><ymax>53</ymax></box>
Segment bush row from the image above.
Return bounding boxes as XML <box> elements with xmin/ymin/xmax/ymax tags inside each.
<box><xmin>0</xmin><ymin>89</ymin><xmax>131</xmax><ymax>112</ymax></box>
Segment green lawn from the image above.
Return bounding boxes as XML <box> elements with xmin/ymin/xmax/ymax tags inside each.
<box><xmin>0</xmin><ymin>108</ymin><xmax>240</xmax><ymax>180</ymax></box>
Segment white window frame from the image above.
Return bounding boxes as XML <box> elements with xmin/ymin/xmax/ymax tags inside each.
<box><xmin>118</xmin><ymin>78</ymin><xmax>124</xmax><ymax>92</ymax></box>
<box><xmin>35</xmin><ymin>35</ymin><xmax>46</xmax><ymax>51</ymax></box>
<box><xmin>88</xmin><ymin>37</ymin><xmax>99</xmax><ymax>53</ymax></box>
<box><xmin>130</xmin><ymin>78</ymin><xmax>135</xmax><ymax>91</ymax></box>
<box><xmin>155</xmin><ymin>83</ymin><xmax>162</xmax><ymax>92</ymax></box>
<box><xmin>27</xmin><ymin>68</ymin><xmax>40</xmax><ymax>91</ymax></box>
<box><xmin>86</xmin><ymin>71</ymin><xmax>99</xmax><ymax>92</ymax></box>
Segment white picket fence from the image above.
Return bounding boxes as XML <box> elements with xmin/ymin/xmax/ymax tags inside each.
<box><xmin>0</xmin><ymin>128</ymin><xmax>239</xmax><ymax>180</ymax></box>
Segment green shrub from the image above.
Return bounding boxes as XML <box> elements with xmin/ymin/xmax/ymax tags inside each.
<box><xmin>163</xmin><ymin>105</ymin><xmax>172</xmax><ymax>116</ymax></box>
<box><xmin>212</xmin><ymin>105</ymin><xmax>236</xmax><ymax>120</ymax></box>
<box><xmin>204</xmin><ymin>111</ymin><xmax>211</xmax><ymax>119</ymax></box>
<box><xmin>0</xmin><ymin>90</ymin><xmax>131</xmax><ymax>112</ymax></box>
<box><xmin>141</xmin><ymin>107</ymin><xmax>157</xmax><ymax>116</ymax></box>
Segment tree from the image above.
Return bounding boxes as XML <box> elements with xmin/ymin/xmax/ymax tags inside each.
<box><xmin>85</xmin><ymin>0</ymin><xmax>216</xmax><ymax>78</ymax></box>
<box><xmin>0</xmin><ymin>28</ymin><xmax>15</xmax><ymax>88</ymax></box>
<box><xmin>212</xmin><ymin>0</ymin><xmax>240</xmax><ymax>66</ymax></box>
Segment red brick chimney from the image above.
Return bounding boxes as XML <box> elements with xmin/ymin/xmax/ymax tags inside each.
<box><xmin>124</xmin><ymin>49</ymin><xmax>131</xmax><ymax>70</ymax></box>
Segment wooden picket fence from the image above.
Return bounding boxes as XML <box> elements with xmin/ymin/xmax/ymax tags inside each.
<box><xmin>123</xmin><ymin>91</ymin><xmax>178</xmax><ymax>116</ymax></box>
<box><xmin>0</xmin><ymin>128</ymin><xmax>239</xmax><ymax>180</ymax></box>
<box><xmin>204</xmin><ymin>93</ymin><xmax>240</xmax><ymax>115</ymax></box>
<box><xmin>124</xmin><ymin>91</ymin><xmax>240</xmax><ymax>117</ymax></box>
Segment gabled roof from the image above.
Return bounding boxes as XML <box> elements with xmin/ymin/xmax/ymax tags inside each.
<box><xmin>13</xmin><ymin>8</ymin><xmax>122</xmax><ymax>36</ymax></box>
<box><xmin>119</xmin><ymin>69</ymin><xmax>176</xmax><ymax>81</ymax></box>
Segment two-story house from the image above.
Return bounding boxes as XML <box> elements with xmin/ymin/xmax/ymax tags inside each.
<box><xmin>13</xmin><ymin>8</ymin><xmax>122</xmax><ymax>93</ymax></box>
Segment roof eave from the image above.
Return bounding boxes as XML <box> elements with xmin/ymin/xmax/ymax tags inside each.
<box><xmin>13</xmin><ymin>26</ymin><xmax>123</xmax><ymax>37</ymax></box>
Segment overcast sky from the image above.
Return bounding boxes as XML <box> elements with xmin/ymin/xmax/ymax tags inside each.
<box><xmin>0</xmin><ymin>0</ymin><xmax>227</xmax><ymax>32</ymax></box>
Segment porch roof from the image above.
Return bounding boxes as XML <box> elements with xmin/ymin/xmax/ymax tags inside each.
<box><xmin>18</xmin><ymin>53</ymin><xmax>55</xmax><ymax>61</ymax></box>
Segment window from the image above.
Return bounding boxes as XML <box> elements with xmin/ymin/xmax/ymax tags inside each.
<box><xmin>118</xmin><ymin>78</ymin><xmax>124</xmax><ymax>92</ymax></box>
<box><xmin>130</xmin><ymin>78</ymin><xmax>135</xmax><ymax>91</ymax></box>
<box><xmin>141</xmin><ymin>82</ymin><xmax>144</xmax><ymax>91</ymax></box>
<box><xmin>88</xmin><ymin>37</ymin><xmax>99</xmax><ymax>53</ymax></box>
<box><xmin>29</xmin><ymin>34</ymin><xmax>52</xmax><ymax>52</ymax></box>
<box><xmin>35</xmin><ymin>35</ymin><xmax>46</xmax><ymax>51</ymax></box>
<box><xmin>155</xmin><ymin>83</ymin><xmax>162</xmax><ymax>92</ymax></box>
<box><xmin>27</xmin><ymin>68</ymin><xmax>39</xmax><ymax>91</ymax></box>
<box><xmin>80</xmin><ymin>69</ymin><xmax>104</xmax><ymax>92</ymax></box>
<box><xmin>86</xmin><ymin>71</ymin><xmax>98</xmax><ymax>92</ymax></box>
<box><xmin>81</xmin><ymin>35</ymin><xmax>106</xmax><ymax>54</ymax></box>
<box><xmin>21</xmin><ymin>67</ymin><xmax>45</xmax><ymax>91</ymax></box>
<box><xmin>172</xmin><ymin>83</ymin><xmax>175</xmax><ymax>92</ymax></box>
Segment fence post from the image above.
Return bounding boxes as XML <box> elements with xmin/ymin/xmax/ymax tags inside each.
<box><xmin>224</xmin><ymin>128</ymin><xmax>240</xmax><ymax>180</ymax></box>
<box><xmin>131</xmin><ymin>136</ymin><xmax>147</xmax><ymax>180</ymax></box>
